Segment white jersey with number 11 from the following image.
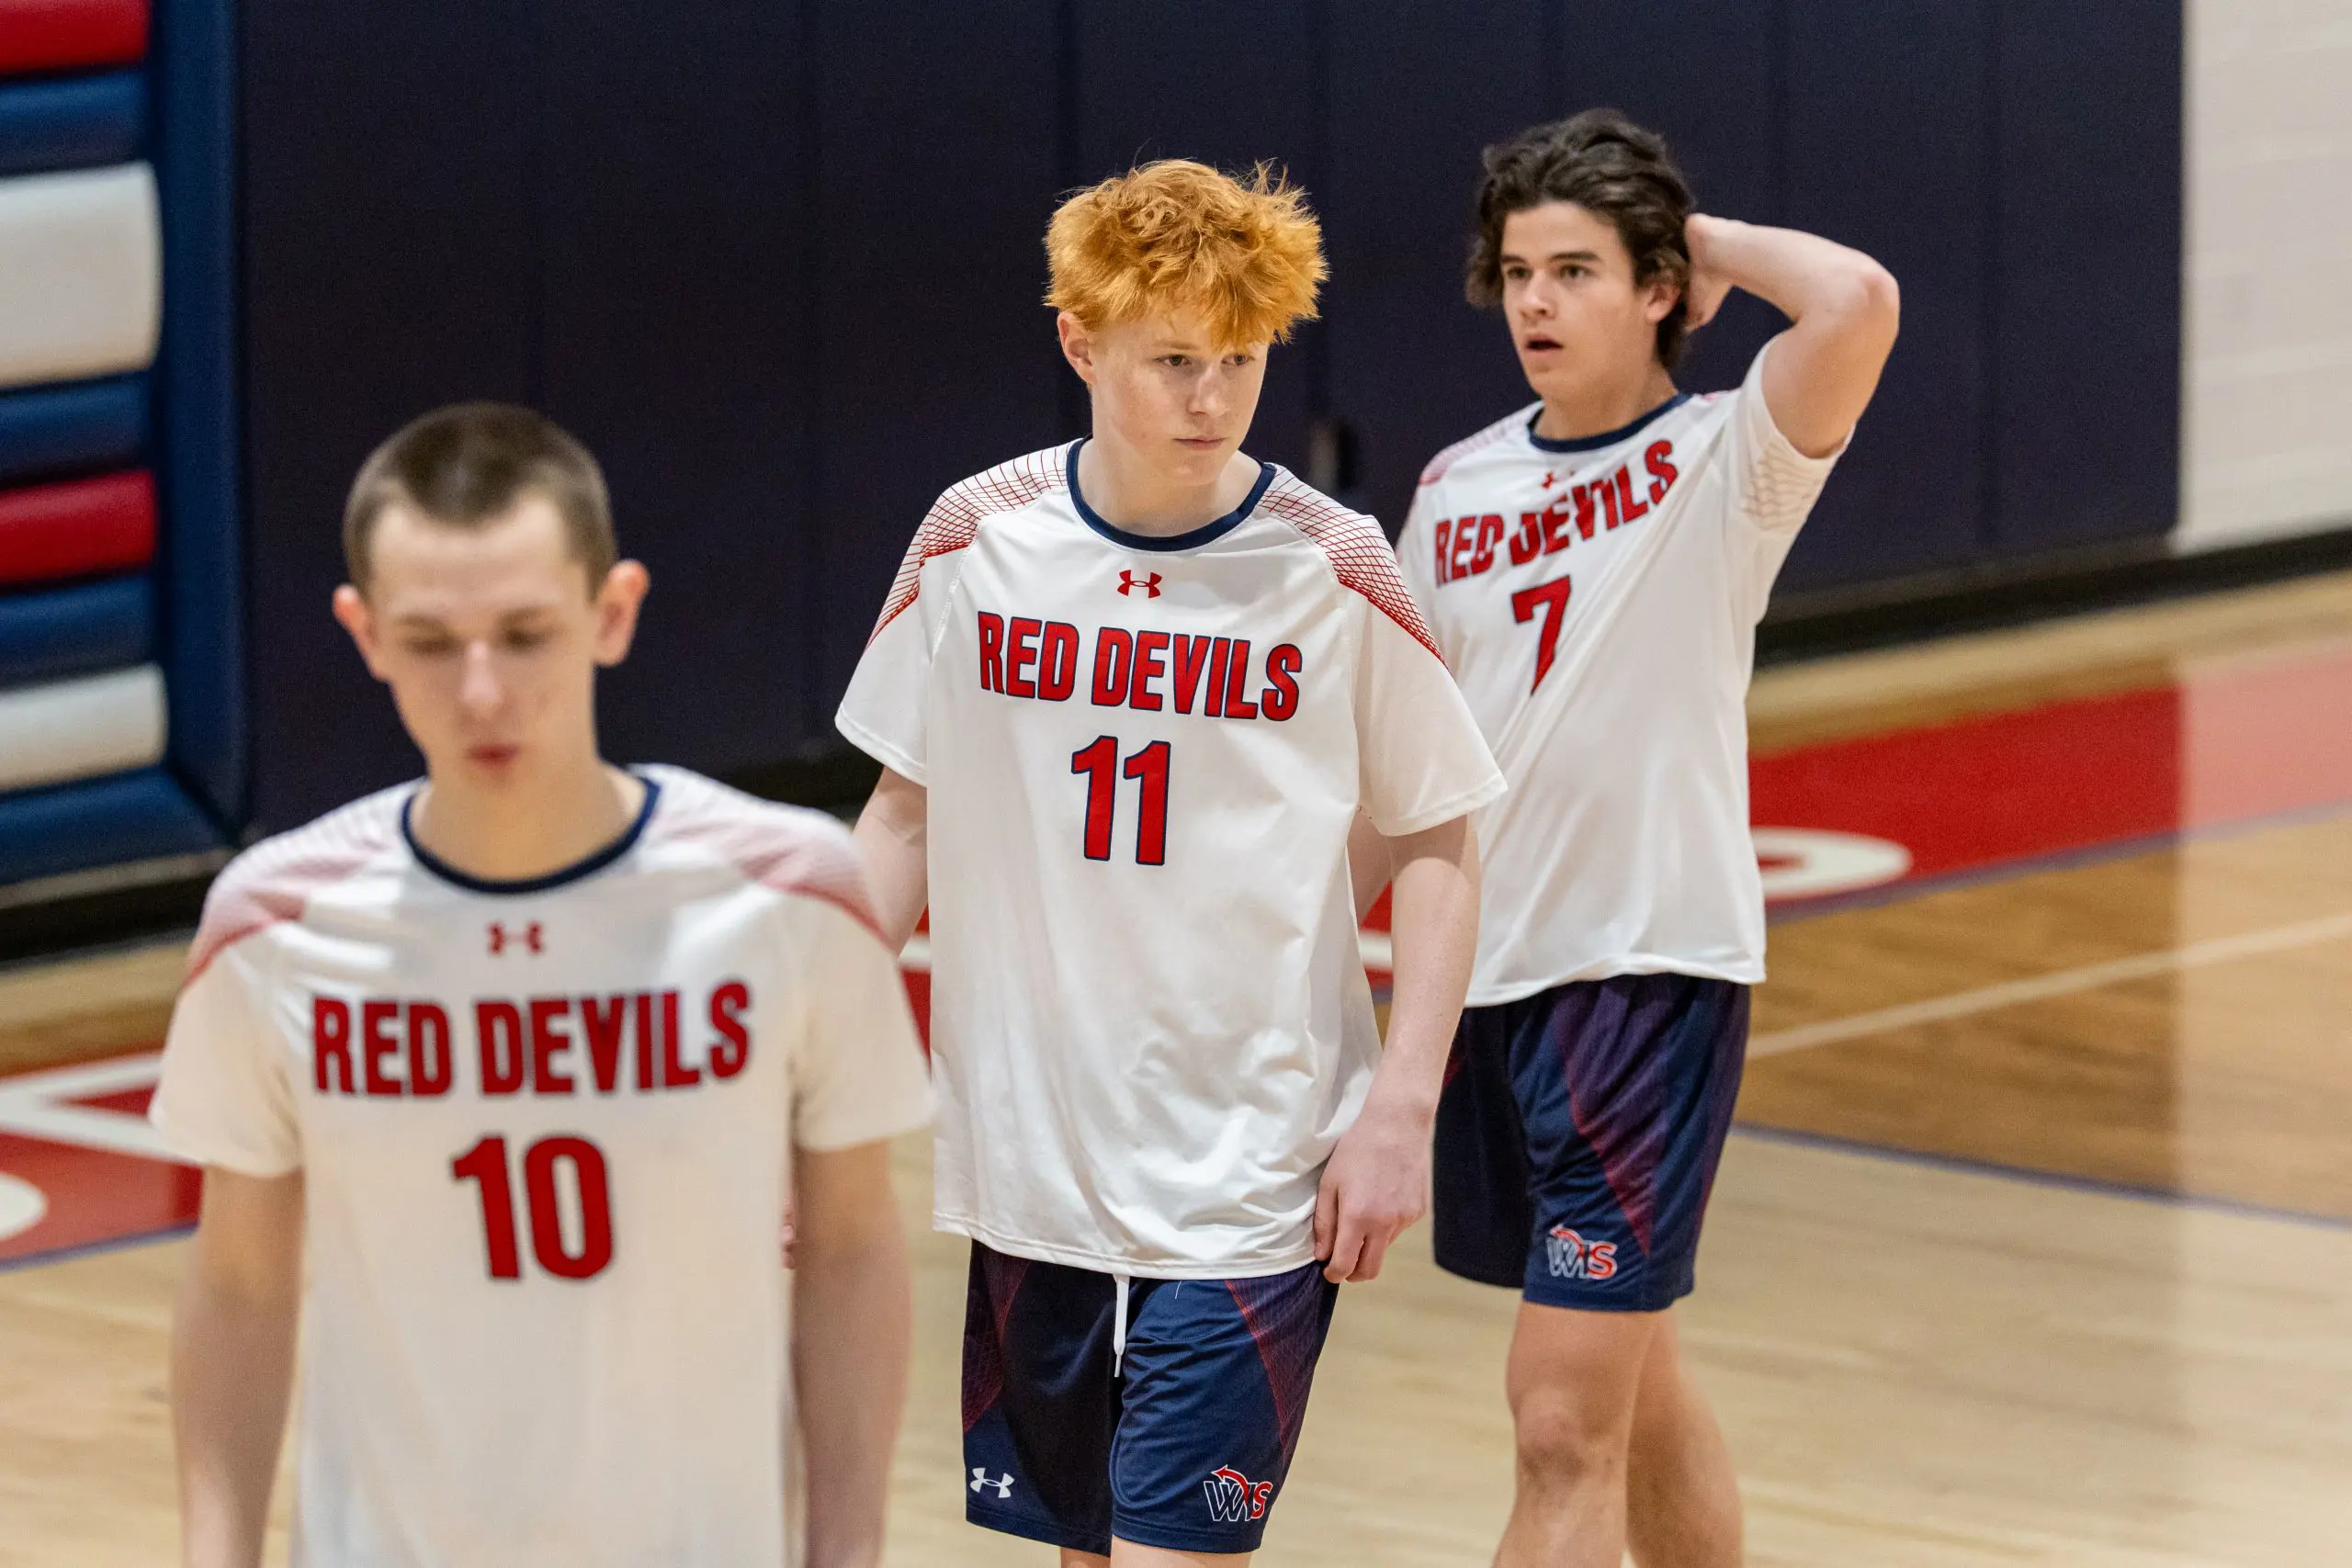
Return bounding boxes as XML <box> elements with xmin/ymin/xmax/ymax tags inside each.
<box><xmin>839</xmin><ymin>441</ymin><xmax>1503</xmax><ymax>1280</ymax></box>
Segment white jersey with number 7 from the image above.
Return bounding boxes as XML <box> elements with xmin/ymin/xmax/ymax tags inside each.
<box><xmin>148</xmin><ymin>765</ymin><xmax>933</xmax><ymax>1568</ymax></box>
<box><xmin>1396</xmin><ymin>343</ymin><xmax>1846</xmax><ymax>1005</ymax></box>
<box><xmin>838</xmin><ymin>440</ymin><xmax>1503</xmax><ymax>1279</ymax></box>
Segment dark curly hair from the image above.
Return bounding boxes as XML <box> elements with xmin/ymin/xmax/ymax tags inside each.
<box><xmin>1466</xmin><ymin>110</ymin><xmax>1696</xmax><ymax>369</ymax></box>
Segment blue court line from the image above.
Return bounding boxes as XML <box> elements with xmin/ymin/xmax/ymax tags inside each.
<box><xmin>1769</xmin><ymin>794</ymin><xmax>2352</xmax><ymax>926</ymax></box>
<box><xmin>0</xmin><ymin>1220</ymin><xmax>193</xmax><ymax>1275</ymax></box>
<box><xmin>1730</xmin><ymin>1121</ymin><xmax>2352</xmax><ymax>1235</ymax></box>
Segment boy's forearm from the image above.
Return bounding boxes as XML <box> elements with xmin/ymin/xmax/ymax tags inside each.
<box><xmin>793</xmin><ymin>1225</ymin><xmax>913</xmax><ymax>1568</ymax></box>
<box><xmin>851</xmin><ymin>770</ymin><xmax>930</xmax><ymax>952</ymax></box>
<box><xmin>173</xmin><ymin>1273</ymin><xmax>298</xmax><ymax>1568</ymax></box>
<box><xmin>1690</xmin><ymin>216</ymin><xmax>1891</xmax><ymax>326</ymax></box>
<box><xmin>1370</xmin><ymin>818</ymin><xmax>1481</xmax><ymax>1116</ymax></box>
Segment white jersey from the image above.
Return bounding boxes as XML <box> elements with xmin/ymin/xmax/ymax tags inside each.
<box><xmin>1398</xmin><ymin>343</ymin><xmax>1843</xmax><ymax>1003</ymax></box>
<box><xmin>838</xmin><ymin>442</ymin><xmax>1503</xmax><ymax>1278</ymax></box>
<box><xmin>149</xmin><ymin>765</ymin><xmax>932</xmax><ymax>1568</ymax></box>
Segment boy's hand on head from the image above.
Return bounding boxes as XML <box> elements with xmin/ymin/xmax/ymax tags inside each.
<box><xmin>1313</xmin><ymin>1092</ymin><xmax>1435</xmax><ymax>1283</ymax></box>
<box><xmin>1681</xmin><ymin>213</ymin><xmax>1736</xmax><ymax>332</ymax></box>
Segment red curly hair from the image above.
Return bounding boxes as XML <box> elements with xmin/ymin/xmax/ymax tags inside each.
<box><xmin>1046</xmin><ymin>160</ymin><xmax>1326</xmax><ymax>348</ymax></box>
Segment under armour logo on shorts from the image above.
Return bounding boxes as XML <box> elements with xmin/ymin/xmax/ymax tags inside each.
<box><xmin>969</xmin><ymin>1468</ymin><xmax>1015</xmax><ymax>1499</ymax></box>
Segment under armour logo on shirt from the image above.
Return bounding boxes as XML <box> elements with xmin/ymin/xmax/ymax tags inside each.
<box><xmin>1117</xmin><ymin>570</ymin><xmax>1163</xmax><ymax>598</ymax></box>
<box><xmin>487</xmin><ymin>921</ymin><xmax>543</xmax><ymax>955</ymax></box>
<box><xmin>969</xmin><ymin>1468</ymin><xmax>1015</xmax><ymax>1499</ymax></box>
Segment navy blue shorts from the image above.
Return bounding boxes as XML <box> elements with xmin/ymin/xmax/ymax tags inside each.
<box><xmin>960</xmin><ymin>1242</ymin><xmax>1340</xmax><ymax>1556</ymax></box>
<box><xmin>1433</xmin><ymin>973</ymin><xmax>1748</xmax><ymax>1313</ymax></box>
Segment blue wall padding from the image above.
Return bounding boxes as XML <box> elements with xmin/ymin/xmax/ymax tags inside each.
<box><xmin>0</xmin><ymin>71</ymin><xmax>144</xmax><ymax>179</ymax></box>
<box><xmin>0</xmin><ymin>573</ymin><xmax>150</xmax><ymax>687</ymax></box>
<box><xmin>0</xmin><ymin>375</ymin><xmax>145</xmax><ymax>488</ymax></box>
<box><xmin>0</xmin><ymin>767</ymin><xmax>220</xmax><ymax>887</ymax></box>
<box><xmin>152</xmin><ymin>0</ymin><xmax>243</xmax><ymax>823</ymax></box>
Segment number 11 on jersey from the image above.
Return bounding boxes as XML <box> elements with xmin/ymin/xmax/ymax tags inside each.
<box><xmin>1071</xmin><ymin>737</ymin><xmax>1170</xmax><ymax>865</ymax></box>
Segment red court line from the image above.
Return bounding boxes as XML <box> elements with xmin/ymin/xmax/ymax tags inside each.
<box><xmin>0</xmin><ymin>1125</ymin><xmax>195</xmax><ymax>1266</ymax></box>
<box><xmin>1751</xmin><ymin>642</ymin><xmax>2352</xmax><ymax>898</ymax></box>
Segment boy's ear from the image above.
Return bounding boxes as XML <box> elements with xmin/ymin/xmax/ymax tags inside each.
<box><xmin>592</xmin><ymin>560</ymin><xmax>651</xmax><ymax>668</ymax></box>
<box><xmin>1641</xmin><ymin>271</ymin><xmax>1682</xmax><ymax>324</ymax></box>
<box><xmin>1056</xmin><ymin>310</ymin><xmax>1098</xmax><ymax>385</ymax></box>
<box><xmin>331</xmin><ymin>584</ymin><xmax>390</xmax><ymax>682</ymax></box>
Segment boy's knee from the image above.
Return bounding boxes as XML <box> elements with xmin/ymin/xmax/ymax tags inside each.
<box><xmin>1510</xmin><ymin>1389</ymin><xmax>1630</xmax><ymax>1488</ymax></box>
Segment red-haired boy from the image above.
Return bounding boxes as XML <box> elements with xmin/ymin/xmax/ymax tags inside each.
<box><xmin>841</xmin><ymin>162</ymin><xmax>1503</xmax><ymax>1565</ymax></box>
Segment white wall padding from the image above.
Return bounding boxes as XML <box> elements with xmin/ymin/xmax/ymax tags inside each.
<box><xmin>0</xmin><ymin>665</ymin><xmax>166</xmax><ymax>793</ymax></box>
<box><xmin>2180</xmin><ymin>1</ymin><xmax>2352</xmax><ymax>550</ymax></box>
<box><xmin>0</xmin><ymin>164</ymin><xmax>162</xmax><ymax>393</ymax></box>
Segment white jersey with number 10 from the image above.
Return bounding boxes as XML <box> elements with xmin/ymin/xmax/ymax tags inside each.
<box><xmin>148</xmin><ymin>766</ymin><xmax>933</xmax><ymax>1568</ymax></box>
<box><xmin>839</xmin><ymin>441</ymin><xmax>1503</xmax><ymax>1279</ymax></box>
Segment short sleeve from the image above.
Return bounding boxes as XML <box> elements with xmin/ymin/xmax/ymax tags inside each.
<box><xmin>791</xmin><ymin>903</ymin><xmax>933</xmax><ymax>1152</ymax></box>
<box><xmin>1728</xmin><ymin>337</ymin><xmax>1845</xmax><ymax>541</ymax></box>
<box><xmin>1353</xmin><ymin>602</ymin><xmax>1507</xmax><ymax>836</ymax></box>
<box><xmin>834</xmin><ymin>549</ymin><xmax>955</xmax><ymax>785</ymax></box>
<box><xmin>150</xmin><ymin>945</ymin><xmax>303</xmax><ymax>1177</ymax></box>
<box><xmin>1394</xmin><ymin>481</ymin><xmax>1441</xmax><ymax>621</ymax></box>
<box><xmin>1723</xmin><ymin>338</ymin><xmax>1848</xmax><ymax>620</ymax></box>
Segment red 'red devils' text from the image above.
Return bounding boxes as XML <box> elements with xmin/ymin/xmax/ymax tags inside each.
<box><xmin>309</xmin><ymin>983</ymin><xmax>753</xmax><ymax>1098</ymax></box>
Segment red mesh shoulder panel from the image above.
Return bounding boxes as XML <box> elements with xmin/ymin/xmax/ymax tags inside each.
<box><xmin>1416</xmin><ymin>408</ymin><xmax>1527</xmax><ymax>487</ymax></box>
<box><xmin>868</xmin><ymin>446</ymin><xmax>1068</xmax><ymax>643</ymax></box>
<box><xmin>184</xmin><ymin>795</ymin><xmax>403</xmax><ymax>986</ymax></box>
<box><xmin>1260</xmin><ymin>475</ymin><xmax>1444</xmax><ymax>661</ymax></box>
<box><xmin>658</xmin><ymin>782</ymin><xmax>888</xmax><ymax>946</ymax></box>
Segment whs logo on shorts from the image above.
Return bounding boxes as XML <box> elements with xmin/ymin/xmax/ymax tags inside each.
<box><xmin>1544</xmin><ymin>1225</ymin><xmax>1619</xmax><ymax>1281</ymax></box>
<box><xmin>1202</xmin><ymin>1465</ymin><xmax>1273</xmax><ymax>1523</ymax></box>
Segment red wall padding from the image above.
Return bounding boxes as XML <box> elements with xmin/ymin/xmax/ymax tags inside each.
<box><xmin>0</xmin><ymin>470</ymin><xmax>154</xmax><ymax>585</ymax></box>
<box><xmin>0</xmin><ymin>0</ymin><xmax>147</xmax><ymax>77</ymax></box>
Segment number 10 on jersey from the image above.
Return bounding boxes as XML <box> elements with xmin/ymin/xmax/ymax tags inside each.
<box><xmin>1071</xmin><ymin>737</ymin><xmax>1170</xmax><ymax>865</ymax></box>
<box><xmin>453</xmin><ymin>1134</ymin><xmax>615</xmax><ymax>1281</ymax></box>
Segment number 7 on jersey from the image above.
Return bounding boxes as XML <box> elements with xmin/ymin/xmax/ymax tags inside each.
<box><xmin>1511</xmin><ymin>575</ymin><xmax>1573</xmax><ymax>692</ymax></box>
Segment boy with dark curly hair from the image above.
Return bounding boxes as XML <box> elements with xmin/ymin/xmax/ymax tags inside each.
<box><xmin>1385</xmin><ymin>110</ymin><xmax>1899</xmax><ymax>1567</ymax></box>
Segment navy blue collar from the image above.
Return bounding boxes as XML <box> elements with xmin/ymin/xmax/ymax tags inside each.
<box><xmin>1065</xmin><ymin>439</ymin><xmax>1274</xmax><ymax>553</ymax></box>
<box><xmin>1526</xmin><ymin>392</ymin><xmax>1690</xmax><ymax>454</ymax></box>
<box><xmin>403</xmin><ymin>774</ymin><xmax>661</xmax><ymax>896</ymax></box>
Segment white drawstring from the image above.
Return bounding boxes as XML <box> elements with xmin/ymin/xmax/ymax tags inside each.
<box><xmin>1111</xmin><ymin>1273</ymin><xmax>1131</xmax><ymax>1378</ymax></box>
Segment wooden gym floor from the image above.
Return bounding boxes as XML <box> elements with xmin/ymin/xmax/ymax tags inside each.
<box><xmin>5</xmin><ymin>570</ymin><xmax>2351</xmax><ymax>1565</ymax></box>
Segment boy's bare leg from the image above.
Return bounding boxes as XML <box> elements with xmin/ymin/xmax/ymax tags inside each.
<box><xmin>1625</xmin><ymin>1312</ymin><xmax>1743</xmax><ymax>1568</ymax></box>
<box><xmin>1495</xmin><ymin>1303</ymin><xmax>1658</xmax><ymax>1568</ymax></box>
<box><xmin>1059</xmin><ymin>1547</ymin><xmax>1250</xmax><ymax>1566</ymax></box>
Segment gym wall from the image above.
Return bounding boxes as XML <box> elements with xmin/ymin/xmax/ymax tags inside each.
<box><xmin>0</xmin><ymin>1</ymin><xmax>2249</xmax><ymax>883</ymax></box>
<box><xmin>2177</xmin><ymin>0</ymin><xmax>2352</xmax><ymax>552</ymax></box>
<box><xmin>231</xmin><ymin>0</ymin><xmax>2188</xmax><ymax>838</ymax></box>
<box><xmin>0</xmin><ymin>0</ymin><xmax>242</xmax><ymax>893</ymax></box>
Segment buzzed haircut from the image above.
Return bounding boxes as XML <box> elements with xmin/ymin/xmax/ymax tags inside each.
<box><xmin>1466</xmin><ymin>110</ymin><xmax>1697</xmax><ymax>369</ymax></box>
<box><xmin>1046</xmin><ymin>159</ymin><xmax>1328</xmax><ymax>349</ymax></box>
<box><xmin>343</xmin><ymin>402</ymin><xmax>616</xmax><ymax>594</ymax></box>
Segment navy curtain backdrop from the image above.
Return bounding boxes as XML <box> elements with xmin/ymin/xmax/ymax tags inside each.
<box><xmin>239</xmin><ymin>0</ymin><xmax>2182</xmax><ymax>832</ymax></box>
